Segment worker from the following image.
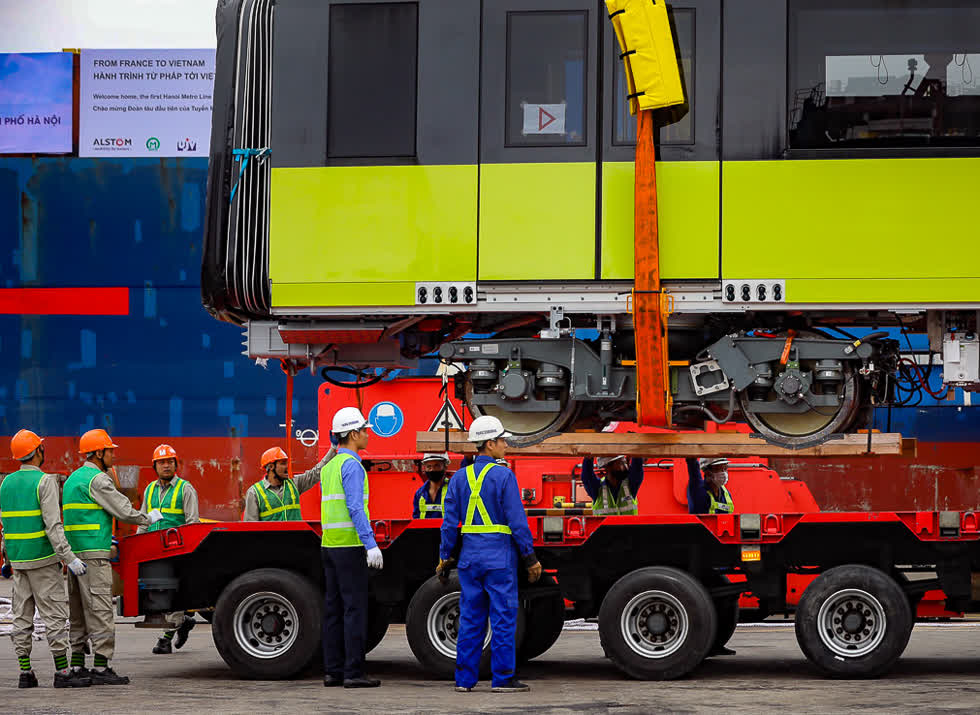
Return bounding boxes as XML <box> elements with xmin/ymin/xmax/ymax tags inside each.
<box><xmin>437</xmin><ymin>415</ymin><xmax>541</xmax><ymax>694</ymax></box>
<box><xmin>63</xmin><ymin>429</ymin><xmax>163</xmax><ymax>685</ymax></box>
<box><xmin>320</xmin><ymin>407</ymin><xmax>382</xmax><ymax>689</ymax></box>
<box><xmin>138</xmin><ymin>444</ymin><xmax>201</xmax><ymax>655</ymax></box>
<box><xmin>243</xmin><ymin>444</ymin><xmax>335</xmax><ymax>521</ymax></box>
<box><xmin>0</xmin><ymin>430</ymin><xmax>91</xmax><ymax>688</ymax></box>
<box><xmin>581</xmin><ymin>455</ymin><xmax>644</xmax><ymax>515</ymax></box>
<box><xmin>686</xmin><ymin>457</ymin><xmax>735</xmax><ymax>515</ymax></box>
<box><xmin>412</xmin><ymin>453</ymin><xmax>451</xmax><ymax>519</ymax></box>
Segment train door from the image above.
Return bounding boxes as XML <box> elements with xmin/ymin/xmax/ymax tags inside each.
<box><xmin>478</xmin><ymin>0</ymin><xmax>600</xmax><ymax>281</ymax></box>
<box><xmin>599</xmin><ymin>0</ymin><xmax>721</xmax><ymax>281</ymax></box>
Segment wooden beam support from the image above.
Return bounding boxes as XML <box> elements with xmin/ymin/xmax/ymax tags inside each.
<box><xmin>416</xmin><ymin>431</ymin><xmax>909</xmax><ymax>458</ymax></box>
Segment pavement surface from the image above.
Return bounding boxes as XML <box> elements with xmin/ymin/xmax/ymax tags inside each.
<box><xmin>3</xmin><ymin>583</ymin><xmax>980</xmax><ymax>714</ymax></box>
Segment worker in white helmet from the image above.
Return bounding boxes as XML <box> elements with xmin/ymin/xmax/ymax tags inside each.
<box><xmin>580</xmin><ymin>455</ymin><xmax>644</xmax><ymax>515</ymax></box>
<box><xmin>437</xmin><ymin>415</ymin><xmax>540</xmax><ymax>693</ymax></box>
<box><xmin>686</xmin><ymin>457</ymin><xmax>735</xmax><ymax>515</ymax></box>
<box><xmin>320</xmin><ymin>406</ymin><xmax>382</xmax><ymax>688</ymax></box>
<box><xmin>412</xmin><ymin>453</ymin><xmax>451</xmax><ymax>519</ymax></box>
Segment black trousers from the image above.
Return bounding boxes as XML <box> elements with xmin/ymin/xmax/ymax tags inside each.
<box><xmin>321</xmin><ymin>546</ymin><xmax>369</xmax><ymax>680</ymax></box>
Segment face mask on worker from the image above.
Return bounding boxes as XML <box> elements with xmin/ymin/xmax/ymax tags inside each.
<box><xmin>426</xmin><ymin>469</ymin><xmax>446</xmax><ymax>483</ymax></box>
<box><xmin>608</xmin><ymin>463</ymin><xmax>628</xmax><ymax>479</ymax></box>
<box><xmin>710</xmin><ymin>471</ymin><xmax>728</xmax><ymax>487</ymax></box>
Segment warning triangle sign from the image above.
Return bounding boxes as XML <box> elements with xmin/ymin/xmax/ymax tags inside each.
<box><xmin>538</xmin><ymin>106</ymin><xmax>557</xmax><ymax>131</ymax></box>
<box><xmin>429</xmin><ymin>401</ymin><xmax>464</xmax><ymax>432</ymax></box>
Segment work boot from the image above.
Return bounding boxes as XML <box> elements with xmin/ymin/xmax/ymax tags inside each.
<box><xmin>173</xmin><ymin>617</ymin><xmax>196</xmax><ymax>649</ymax></box>
<box><xmin>54</xmin><ymin>670</ymin><xmax>92</xmax><ymax>688</ymax></box>
<box><xmin>88</xmin><ymin>667</ymin><xmax>130</xmax><ymax>685</ymax></box>
<box><xmin>152</xmin><ymin>636</ymin><xmax>173</xmax><ymax>654</ymax></box>
<box><xmin>18</xmin><ymin>671</ymin><xmax>38</xmax><ymax>689</ymax></box>
<box><xmin>491</xmin><ymin>678</ymin><xmax>530</xmax><ymax>693</ymax></box>
<box><xmin>323</xmin><ymin>674</ymin><xmax>344</xmax><ymax>687</ymax></box>
<box><xmin>454</xmin><ymin>685</ymin><xmax>474</xmax><ymax>692</ymax></box>
<box><xmin>343</xmin><ymin>677</ymin><xmax>381</xmax><ymax>688</ymax></box>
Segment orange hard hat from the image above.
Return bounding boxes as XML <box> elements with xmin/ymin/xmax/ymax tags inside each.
<box><xmin>11</xmin><ymin>429</ymin><xmax>43</xmax><ymax>460</ymax></box>
<box><xmin>260</xmin><ymin>446</ymin><xmax>288</xmax><ymax>469</ymax></box>
<box><xmin>152</xmin><ymin>444</ymin><xmax>178</xmax><ymax>462</ymax></box>
<box><xmin>79</xmin><ymin>428</ymin><xmax>118</xmax><ymax>455</ymax></box>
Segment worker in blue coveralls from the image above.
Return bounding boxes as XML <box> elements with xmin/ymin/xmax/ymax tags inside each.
<box><xmin>581</xmin><ymin>455</ymin><xmax>644</xmax><ymax>515</ymax></box>
<box><xmin>686</xmin><ymin>457</ymin><xmax>735</xmax><ymax>515</ymax></box>
<box><xmin>437</xmin><ymin>415</ymin><xmax>541</xmax><ymax>693</ymax></box>
<box><xmin>412</xmin><ymin>453</ymin><xmax>451</xmax><ymax>519</ymax></box>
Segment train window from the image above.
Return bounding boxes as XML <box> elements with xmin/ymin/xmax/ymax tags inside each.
<box><xmin>789</xmin><ymin>0</ymin><xmax>980</xmax><ymax>150</ymax></box>
<box><xmin>505</xmin><ymin>11</ymin><xmax>588</xmax><ymax>147</ymax></box>
<box><xmin>327</xmin><ymin>3</ymin><xmax>419</xmax><ymax>159</ymax></box>
<box><xmin>613</xmin><ymin>8</ymin><xmax>694</xmax><ymax>146</ymax></box>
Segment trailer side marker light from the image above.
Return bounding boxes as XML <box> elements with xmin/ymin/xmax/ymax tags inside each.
<box><xmin>963</xmin><ymin>512</ymin><xmax>978</xmax><ymax>533</ymax></box>
<box><xmin>741</xmin><ymin>546</ymin><xmax>761</xmax><ymax>562</ymax></box>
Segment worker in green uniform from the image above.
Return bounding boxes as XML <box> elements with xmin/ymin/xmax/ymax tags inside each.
<box><xmin>243</xmin><ymin>445</ymin><xmax>334</xmax><ymax>521</ymax></box>
<box><xmin>64</xmin><ymin>429</ymin><xmax>163</xmax><ymax>685</ymax></box>
<box><xmin>138</xmin><ymin>444</ymin><xmax>201</xmax><ymax>654</ymax></box>
<box><xmin>0</xmin><ymin>430</ymin><xmax>92</xmax><ymax>688</ymax></box>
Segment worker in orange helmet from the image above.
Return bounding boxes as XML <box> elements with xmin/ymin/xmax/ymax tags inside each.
<box><xmin>242</xmin><ymin>443</ymin><xmax>335</xmax><ymax>521</ymax></box>
<box><xmin>1</xmin><ymin>430</ymin><xmax>92</xmax><ymax>688</ymax></box>
<box><xmin>138</xmin><ymin>444</ymin><xmax>201</xmax><ymax>655</ymax></box>
<box><xmin>62</xmin><ymin>429</ymin><xmax>163</xmax><ymax>685</ymax></box>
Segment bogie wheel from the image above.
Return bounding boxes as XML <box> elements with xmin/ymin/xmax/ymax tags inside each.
<box><xmin>598</xmin><ymin>567</ymin><xmax>717</xmax><ymax>680</ymax></box>
<box><xmin>519</xmin><ymin>574</ymin><xmax>565</xmax><ymax>662</ymax></box>
<box><xmin>406</xmin><ymin>573</ymin><xmax>525</xmax><ymax>679</ymax></box>
<box><xmin>212</xmin><ymin>568</ymin><xmax>321</xmax><ymax>679</ymax></box>
<box><xmin>795</xmin><ymin>564</ymin><xmax>912</xmax><ymax>678</ymax></box>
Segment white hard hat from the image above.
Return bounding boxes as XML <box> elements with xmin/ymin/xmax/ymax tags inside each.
<box><xmin>467</xmin><ymin>415</ymin><xmax>511</xmax><ymax>443</ymax></box>
<box><xmin>332</xmin><ymin>406</ymin><xmax>369</xmax><ymax>434</ymax></box>
<box><xmin>596</xmin><ymin>455</ymin><xmax>626</xmax><ymax>469</ymax></box>
<box><xmin>699</xmin><ymin>457</ymin><xmax>730</xmax><ymax>471</ymax></box>
<box><xmin>421</xmin><ymin>452</ymin><xmax>450</xmax><ymax>464</ymax></box>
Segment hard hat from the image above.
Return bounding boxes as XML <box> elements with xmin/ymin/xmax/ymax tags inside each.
<box><xmin>699</xmin><ymin>457</ymin><xmax>730</xmax><ymax>471</ymax></box>
<box><xmin>260</xmin><ymin>446</ymin><xmax>289</xmax><ymax>469</ymax></box>
<box><xmin>596</xmin><ymin>455</ymin><xmax>626</xmax><ymax>469</ymax></box>
<box><xmin>152</xmin><ymin>444</ymin><xmax>178</xmax><ymax>462</ymax></box>
<box><xmin>467</xmin><ymin>415</ymin><xmax>511</xmax><ymax>443</ymax></box>
<box><xmin>332</xmin><ymin>406</ymin><xmax>368</xmax><ymax>434</ymax></box>
<box><xmin>421</xmin><ymin>452</ymin><xmax>450</xmax><ymax>465</ymax></box>
<box><xmin>11</xmin><ymin>429</ymin><xmax>43</xmax><ymax>460</ymax></box>
<box><xmin>79</xmin><ymin>429</ymin><xmax>118</xmax><ymax>455</ymax></box>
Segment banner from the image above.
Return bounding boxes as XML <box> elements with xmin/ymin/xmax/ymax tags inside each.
<box><xmin>79</xmin><ymin>49</ymin><xmax>214</xmax><ymax>157</ymax></box>
<box><xmin>0</xmin><ymin>53</ymin><xmax>73</xmax><ymax>154</ymax></box>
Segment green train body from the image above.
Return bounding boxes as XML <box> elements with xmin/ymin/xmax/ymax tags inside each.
<box><xmin>203</xmin><ymin>0</ymin><xmax>980</xmax><ymax>445</ymax></box>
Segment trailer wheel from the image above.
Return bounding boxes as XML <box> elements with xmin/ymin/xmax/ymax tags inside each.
<box><xmin>405</xmin><ymin>573</ymin><xmax>524</xmax><ymax>679</ymax></box>
<box><xmin>599</xmin><ymin>567</ymin><xmax>717</xmax><ymax>680</ymax></box>
<box><xmin>212</xmin><ymin>568</ymin><xmax>321</xmax><ymax>679</ymax></box>
<box><xmin>795</xmin><ymin>564</ymin><xmax>912</xmax><ymax>678</ymax></box>
<box><xmin>519</xmin><ymin>575</ymin><xmax>565</xmax><ymax>662</ymax></box>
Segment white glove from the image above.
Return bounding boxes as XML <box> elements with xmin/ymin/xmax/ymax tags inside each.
<box><xmin>147</xmin><ymin>509</ymin><xmax>164</xmax><ymax>524</ymax></box>
<box><xmin>366</xmin><ymin>547</ymin><xmax>384</xmax><ymax>570</ymax></box>
<box><xmin>67</xmin><ymin>558</ymin><xmax>87</xmax><ymax>576</ymax></box>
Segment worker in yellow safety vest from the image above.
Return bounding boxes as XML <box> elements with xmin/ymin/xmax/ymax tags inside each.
<box><xmin>243</xmin><ymin>445</ymin><xmax>335</xmax><ymax>521</ymax></box>
<box><xmin>582</xmin><ymin>455</ymin><xmax>644</xmax><ymax>515</ymax></box>
<box><xmin>686</xmin><ymin>457</ymin><xmax>735</xmax><ymax>515</ymax></box>
<box><xmin>412</xmin><ymin>453</ymin><xmax>451</xmax><ymax>519</ymax></box>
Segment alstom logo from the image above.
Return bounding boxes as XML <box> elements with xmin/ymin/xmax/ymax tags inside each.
<box><xmin>92</xmin><ymin>137</ymin><xmax>132</xmax><ymax>147</ymax></box>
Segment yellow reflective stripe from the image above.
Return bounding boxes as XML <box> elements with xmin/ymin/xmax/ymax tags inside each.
<box><xmin>286</xmin><ymin>480</ymin><xmax>298</xmax><ymax>504</ymax></box>
<box><xmin>258</xmin><ymin>504</ymin><xmax>302</xmax><ymax>518</ymax></box>
<box><xmin>63</xmin><ymin>503</ymin><xmax>104</xmax><ymax>510</ymax></box>
<box><xmin>160</xmin><ymin>508</ymin><xmax>183</xmax><ymax>514</ymax></box>
<box><xmin>147</xmin><ymin>481</ymin><xmax>157</xmax><ymax>509</ymax></box>
<box><xmin>64</xmin><ymin>524</ymin><xmax>101</xmax><ymax>532</ymax></box>
<box><xmin>461</xmin><ymin>524</ymin><xmax>512</xmax><ymax>534</ymax></box>
<box><xmin>170</xmin><ymin>479</ymin><xmax>182</xmax><ymax>510</ymax></box>
<box><xmin>0</xmin><ymin>509</ymin><xmax>42</xmax><ymax>517</ymax></box>
<box><xmin>3</xmin><ymin>530</ymin><xmax>47</xmax><ymax>540</ymax></box>
<box><xmin>462</xmin><ymin>464</ymin><xmax>503</xmax><ymax>533</ymax></box>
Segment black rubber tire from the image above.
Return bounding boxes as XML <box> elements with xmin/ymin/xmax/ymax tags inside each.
<box><xmin>212</xmin><ymin>568</ymin><xmax>321</xmax><ymax>680</ymax></box>
<box><xmin>366</xmin><ymin>598</ymin><xmax>391</xmax><ymax>654</ymax></box>
<box><xmin>598</xmin><ymin>567</ymin><xmax>717</xmax><ymax>680</ymax></box>
<box><xmin>406</xmin><ymin>572</ymin><xmax>525</xmax><ymax>680</ymax></box>
<box><xmin>518</xmin><ymin>575</ymin><xmax>565</xmax><ymax>662</ymax></box>
<box><xmin>795</xmin><ymin>564</ymin><xmax>912</xmax><ymax>678</ymax></box>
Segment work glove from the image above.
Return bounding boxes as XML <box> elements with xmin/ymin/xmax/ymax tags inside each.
<box><xmin>67</xmin><ymin>558</ymin><xmax>87</xmax><ymax>576</ymax></box>
<box><xmin>435</xmin><ymin>558</ymin><xmax>456</xmax><ymax>585</ymax></box>
<box><xmin>524</xmin><ymin>553</ymin><xmax>542</xmax><ymax>584</ymax></box>
<box><xmin>148</xmin><ymin>509</ymin><xmax>164</xmax><ymax>524</ymax></box>
<box><xmin>366</xmin><ymin>546</ymin><xmax>384</xmax><ymax>570</ymax></box>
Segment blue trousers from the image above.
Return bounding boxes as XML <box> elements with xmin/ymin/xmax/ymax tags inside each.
<box><xmin>321</xmin><ymin>546</ymin><xmax>368</xmax><ymax>680</ymax></box>
<box><xmin>456</xmin><ymin>564</ymin><xmax>518</xmax><ymax>688</ymax></box>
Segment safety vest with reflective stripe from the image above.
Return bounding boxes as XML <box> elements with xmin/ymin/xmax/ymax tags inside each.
<box><xmin>62</xmin><ymin>465</ymin><xmax>113</xmax><ymax>555</ymax></box>
<box><xmin>591</xmin><ymin>478</ymin><xmax>639</xmax><ymax>516</ymax></box>
<box><xmin>0</xmin><ymin>469</ymin><xmax>55</xmax><ymax>564</ymax></box>
<box><xmin>320</xmin><ymin>453</ymin><xmax>369</xmax><ymax>548</ymax></box>
<box><xmin>251</xmin><ymin>478</ymin><xmax>301</xmax><ymax>521</ymax></box>
<box><xmin>142</xmin><ymin>477</ymin><xmax>188</xmax><ymax>532</ymax></box>
<box><xmin>418</xmin><ymin>482</ymin><xmax>447</xmax><ymax>519</ymax></box>
<box><xmin>461</xmin><ymin>464</ymin><xmax>512</xmax><ymax>535</ymax></box>
<box><xmin>708</xmin><ymin>485</ymin><xmax>734</xmax><ymax>514</ymax></box>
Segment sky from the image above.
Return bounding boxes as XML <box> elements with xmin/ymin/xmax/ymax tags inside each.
<box><xmin>0</xmin><ymin>0</ymin><xmax>217</xmax><ymax>52</ymax></box>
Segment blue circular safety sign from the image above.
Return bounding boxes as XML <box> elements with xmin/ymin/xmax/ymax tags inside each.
<box><xmin>368</xmin><ymin>401</ymin><xmax>404</xmax><ymax>438</ymax></box>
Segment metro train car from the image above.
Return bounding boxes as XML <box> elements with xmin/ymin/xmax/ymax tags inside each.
<box><xmin>202</xmin><ymin>0</ymin><xmax>980</xmax><ymax>448</ymax></box>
